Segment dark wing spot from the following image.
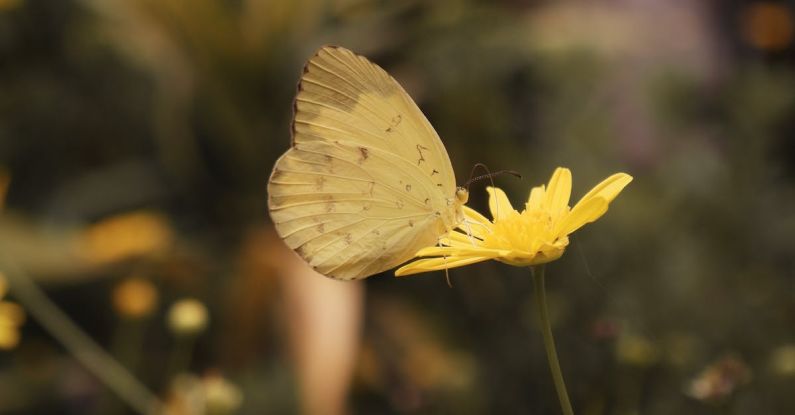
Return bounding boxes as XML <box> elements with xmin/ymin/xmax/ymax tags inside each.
<box><xmin>385</xmin><ymin>114</ymin><xmax>402</xmax><ymax>133</ymax></box>
<box><xmin>358</xmin><ymin>147</ymin><xmax>369</xmax><ymax>164</ymax></box>
<box><xmin>424</xmin><ymin>198</ymin><xmax>430</xmax><ymax>205</ymax></box>
<box><xmin>416</xmin><ymin>144</ymin><xmax>428</xmax><ymax>165</ymax></box>
<box><xmin>408</xmin><ymin>220</ymin><xmax>414</xmax><ymax>227</ymax></box>
<box><xmin>405</xmin><ymin>184</ymin><xmax>411</xmax><ymax>192</ymax></box>
<box><xmin>431</xmin><ymin>169</ymin><xmax>439</xmax><ymax>176</ymax></box>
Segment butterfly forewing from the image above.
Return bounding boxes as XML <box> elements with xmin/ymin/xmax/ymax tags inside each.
<box><xmin>268</xmin><ymin>46</ymin><xmax>457</xmax><ymax>280</ymax></box>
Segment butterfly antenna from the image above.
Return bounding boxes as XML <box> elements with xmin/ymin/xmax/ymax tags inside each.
<box><xmin>465</xmin><ymin>163</ymin><xmax>522</xmax><ymax>219</ymax></box>
<box><xmin>465</xmin><ymin>163</ymin><xmax>522</xmax><ymax>190</ymax></box>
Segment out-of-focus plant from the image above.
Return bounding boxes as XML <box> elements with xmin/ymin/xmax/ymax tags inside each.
<box><xmin>165</xmin><ymin>372</ymin><xmax>243</xmax><ymax>415</ymax></box>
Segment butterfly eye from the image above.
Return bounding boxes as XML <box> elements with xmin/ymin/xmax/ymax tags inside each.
<box><xmin>456</xmin><ymin>187</ymin><xmax>469</xmax><ymax>204</ymax></box>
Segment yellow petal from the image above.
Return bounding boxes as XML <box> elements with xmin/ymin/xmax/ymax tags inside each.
<box><xmin>0</xmin><ymin>328</ymin><xmax>20</xmax><ymax>350</ymax></box>
<box><xmin>462</xmin><ymin>206</ymin><xmax>491</xmax><ymax>226</ymax></box>
<box><xmin>459</xmin><ymin>206</ymin><xmax>492</xmax><ymax>239</ymax></box>
<box><xmin>555</xmin><ymin>196</ymin><xmax>608</xmax><ymax>236</ymax></box>
<box><xmin>543</xmin><ymin>167</ymin><xmax>572</xmax><ymax>217</ymax></box>
<box><xmin>395</xmin><ymin>256</ymin><xmax>491</xmax><ymax>277</ymax></box>
<box><xmin>415</xmin><ymin>245</ymin><xmax>509</xmax><ymax>258</ymax></box>
<box><xmin>445</xmin><ymin>231</ymin><xmax>483</xmax><ymax>246</ymax></box>
<box><xmin>538</xmin><ymin>239</ymin><xmax>568</xmax><ymax>257</ymax></box>
<box><xmin>487</xmin><ymin>187</ymin><xmax>515</xmax><ymax>220</ymax></box>
<box><xmin>0</xmin><ymin>303</ymin><xmax>25</xmax><ymax>326</ymax></box>
<box><xmin>578</xmin><ymin>173</ymin><xmax>633</xmax><ymax>205</ymax></box>
<box><xmin>526</xmin><ymin>185</ymin><xmax>546</xmax><ymax>210</ymax></box>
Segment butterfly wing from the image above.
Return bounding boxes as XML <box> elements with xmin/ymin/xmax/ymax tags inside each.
<box><xmin>268</xmin><ymin>46</ymin><xmax>457</xmax><ymax>280</ymax></box>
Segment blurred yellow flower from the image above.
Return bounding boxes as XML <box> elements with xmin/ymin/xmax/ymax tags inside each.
<box><xmin>166</xmin><ymin>372</ymin><xmax>243</xmax><ymax>415</ymax></box>
<box><xmin>112</xmin><ymin>277</ymin><xmax>159</xmax><ymax>319</ymax></box>
<box><xmin>769</xmin><ymin>344</ymin><xmax>795</xmax><ymax>376</ymax></box>
<box><xmin>0</xmin><ymin>0</ymin><xmax>22</xmax><ymax>12</ymax></box>
<box><xmin>168</xmin><ymin>298</ymin><xmax>209</xmax><ymax>336</ymax></box>
<box><xmin>396</xmin><ymin>168</ymin><xmax>632</xmax><ymax>276</ymax></box>
<box><xmin>78</xmin><ymin>211</ymin><xmax>174</xmax><ymax>265</ymax></box>
<box><xmin>742</xmin><ymin>2</ymin><xmax>794</xmax><ymax>51</ymax></box>
<box><xmin>616</xmin><ymin>331</ymin><xmax>659</xmax><ymax>367</ymax></box>
<box><xmin>0</xmin><ymin>273</ymin><xmax>25</xmax><ymax>350</ymax></box>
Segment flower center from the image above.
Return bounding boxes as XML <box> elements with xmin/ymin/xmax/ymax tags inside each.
<box><xmin>484</xmin><ymin>208</ymin><xmax>556</xmax><ymax>254</ymax></box>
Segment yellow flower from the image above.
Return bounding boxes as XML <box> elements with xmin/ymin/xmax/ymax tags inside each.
<box><xmin>167</xmin><ymin>298</ymin><xmax>209</xmax><ymax>336</ymax></box>
<box><xmin>0</xmin><ymin>273</ymin><xmax>25</xmax><ymax>350</ymax></box>
<box><xmin>395</xmin><ymin>168</ymin><xmax>632</xmax><ymax>276</ymax></box>
<box><xmin>112</xmin><ymin>277</ymin><xmax>159</xmax><ymax>320</ymax></box>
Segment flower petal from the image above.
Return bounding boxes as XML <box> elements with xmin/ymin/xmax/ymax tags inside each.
<box><xmin>458</xmin><ymin>206</ymin><xmax>492</xmax><ymax>239</ymax></box>
<box><xmin>578</xmin><ymin>172</ymin><xmax>633</xmax><ymax>205</ymax></box>
<box><xmin>543</xmin><ymin>167</ymin><xmax>572</xmax><ymax>217</ymax></box>
<box><xmin>0</xmin><ymin>303</ymin><xmax>25</xmax><ymax>325</ymax></box>
<box><xmin>416</xmin><ymin>245</ymin><xmax>509</xmax><ymax>258</ymax></box>
<box><xmin>526</xmin><ymin>185</ymin><xmax>545</xmax><ymax>210</ymax></box>
<box><xmin>444</xmin><ymin>230</ymin><xmax>483</xmax><ymax>246</ymax></box>
<box><xmin>395</xmin><ymin>255</ymin><xmax>492</xmax><ymax>277</ymax></box>
<box><xmin>487</xmin><ymin>187</ymin><xmax>515</xmax><ymax>220</ymax></box>
<box><xmin>555</xmin><ymin>196</ymin><xmax>608</xmax><ymax>236</ymax></box>
<box><xmin>462</xmin><ymin>205</ymin><xmax>491</xmax><ymax>226</ymax></box>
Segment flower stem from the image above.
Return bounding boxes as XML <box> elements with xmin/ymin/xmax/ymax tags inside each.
<box><xmin>531</xmin><ymin>266</ymin><xmax>574</xmax><ymax>415</ymax></box>
<box><xmin>0</xmin><ymin>256</ymin><xmax>161</xmax><ymax>415</ymax></box>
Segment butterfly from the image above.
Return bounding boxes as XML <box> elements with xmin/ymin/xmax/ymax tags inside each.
<box><xmin>267</xmin><ymin>46</ymin><xmax>467</xmax><ymax>280</ymax></box>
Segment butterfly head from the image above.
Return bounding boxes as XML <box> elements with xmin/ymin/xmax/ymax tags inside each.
<box><xmin>455</xmin><ymin>187</ymin><xmax>469</xmax><ymax>204</ymax></box>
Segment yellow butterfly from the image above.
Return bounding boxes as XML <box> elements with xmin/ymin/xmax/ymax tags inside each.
<box><xmin>267</xmin><ymin>46</ymin><xmax>468</xmax><ymax>280</ymax></box>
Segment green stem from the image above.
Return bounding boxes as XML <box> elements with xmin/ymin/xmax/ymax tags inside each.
<box><xmin>531</xmin><ymin>266</ymin><xmax>574</xmax><ymax>415</ymax></box>
<box><xmin>166</xmin><ymin>333</ymin><xmax>197</xmax><ymax>383</ymax></box>
<box><xmin>0</xmin><ymin>256</ymin><xmax>161</xmax><ymax>415</ymax></box>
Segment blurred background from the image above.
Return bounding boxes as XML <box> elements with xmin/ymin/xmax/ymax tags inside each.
<box><xmin>1</xmin><ymin>0</ymin><xmax>794</xmax><ymax>413</ymax></box>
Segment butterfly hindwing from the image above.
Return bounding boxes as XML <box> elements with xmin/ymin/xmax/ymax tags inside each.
<box><xmin>268</xmin><ymin>46</ymin><xmax>457</xmax><ymax>280</ymax></box>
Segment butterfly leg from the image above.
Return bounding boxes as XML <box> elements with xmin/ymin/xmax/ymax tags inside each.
<box><xmin>462</xmin><ymin>218</ymin><xmax>478</xmax><ymax>246</ymax></box>
<box><xmin>436</xmin><ymin>237</ymin><xmax>453</xmax><ymax>288</ymax></box>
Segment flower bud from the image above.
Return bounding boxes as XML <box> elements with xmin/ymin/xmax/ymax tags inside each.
<box><xmin>168</xmin><ymin>299</ymin><xmax>208</xmax><ymax>336</ymax></box>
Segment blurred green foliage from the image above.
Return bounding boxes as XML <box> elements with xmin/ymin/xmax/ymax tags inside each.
<box><xmin>1</xmin><ymin>0</ymin><xmax>795</xmax><ymax>414</ymax></box>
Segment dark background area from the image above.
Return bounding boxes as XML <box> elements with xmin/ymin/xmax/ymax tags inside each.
<box><xmin>1</xmin><ymin>0</ymin><xmax>794</xmax><ymax>414</ymax></box>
